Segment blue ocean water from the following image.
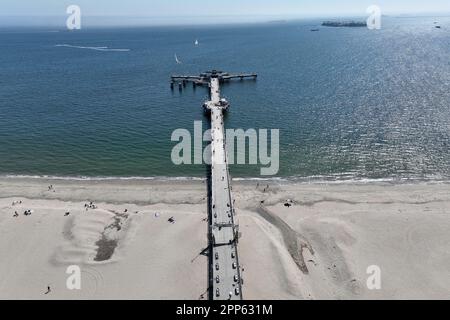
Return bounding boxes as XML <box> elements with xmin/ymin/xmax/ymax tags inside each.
<box><xmin>0</xmin><ymin>17</ymin><xmax>450</xmax><ymax>180</ymax></box>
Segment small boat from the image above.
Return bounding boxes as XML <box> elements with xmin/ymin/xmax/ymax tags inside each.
<box><xmin>435</xmin><ymin>26</ymin><xmax>441</xmax><ymax>29</ymax></box>
<box><xmin>195</xmin><ymin>39</ymin><xmax>199</xmax><ymax>46</ymax></box>
<box><xmin>175</xmin><ymin>54</ymin><xmax>182</xmax><ymax>64</ymax></box>
<box><xmin>310</xmin><ymin>28</ymin><xmax>320</xmax><ymax>32</ymax></box>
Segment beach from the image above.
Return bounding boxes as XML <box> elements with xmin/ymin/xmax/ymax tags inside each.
<box><xmin>1</xmin><ymin>177</ymin><xmax>449</xmax><ymax>300</ymax></box>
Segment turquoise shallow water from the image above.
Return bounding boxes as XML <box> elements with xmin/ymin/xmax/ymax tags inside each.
<box><xmin>0</xmin><ymin>17</ymin><xmax>450</xmax><ymax>180</ymax></box>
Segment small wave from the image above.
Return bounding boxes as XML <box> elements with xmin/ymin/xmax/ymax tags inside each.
<box><xmin>55</xmin><ymin>44</ymin><xmax>130</xmax><ymax>52</ymax></box>
<box><xmin>280</xmin><ymin>174</ymin><xmax>450</xmax><ymax>185</ymax></box>
<box><xmin>1</xmin><ymin>174</ymin><xmax>449</xmax><ymax>185</ymax></box>
<box><xmin>233</xmin><ymin>177</ymin><xmax>288</xmax><ymax>182</ymax></box>
<box><xmin>230</xmin><ymin>174</ymin><xmax>450</xmax><ymax>185</ymax></box>
<box><xmin>0</xmin><ymin>174</ymin><xmax>205</xmax><ymax>182</ymax></box>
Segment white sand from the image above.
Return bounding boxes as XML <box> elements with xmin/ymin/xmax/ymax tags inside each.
<box><xmin>0</xmin><ymin>177</ymin><xmax>449</xmax><ymax>299</ymax></box>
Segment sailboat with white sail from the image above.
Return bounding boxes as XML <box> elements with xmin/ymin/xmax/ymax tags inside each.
<box><xmin>175</xmin><ymin>54</ymin><xmax>182</xmax><ymax>64</ymax></box>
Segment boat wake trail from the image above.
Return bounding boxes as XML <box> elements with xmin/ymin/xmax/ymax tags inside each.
<box><xmin>55</xmin><ymin>44</ymin><xmax>130</xmax><ymax>52</ymax></box>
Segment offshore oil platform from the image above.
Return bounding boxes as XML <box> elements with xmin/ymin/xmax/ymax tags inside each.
<box><xmin>170</xmin><ymin>70</ymin><xmax>257</xmax><ymax>300</ymax></box>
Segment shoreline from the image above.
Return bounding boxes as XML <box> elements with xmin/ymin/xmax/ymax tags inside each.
<box><xmin>1</xmin><ymin>176</ymin><xmax>449</xmax><ymax>299</ymax></box>
<box><xmin>2</xmin><ymin>175</ymin><xmax>450</xmax><ymax>205</ymax></box>
<box><xmin>2</xmin><ymin>174</ymin><xmax>450</xmax><ymax>185</ymax></box>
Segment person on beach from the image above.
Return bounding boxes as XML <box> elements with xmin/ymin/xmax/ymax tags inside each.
<box><xmin>44</xmin><ymin>286</ymin><xmax>51</xmax><ymax>294</ymax></box>
<box><xmin>13</xmin><ymin>211</ymin><xmax>19</xmax><ymax>217</ymax></box>
<box><xmin>85</xmin><ymin>202</ymin><xmax>97</xmax><ymax>210</ymax></box>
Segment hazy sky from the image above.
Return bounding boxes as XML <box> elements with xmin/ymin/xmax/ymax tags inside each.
<box><xmin>1</xmin><ymin>0</ymin><xmax>450</xmax><ymax>26</ymax></box>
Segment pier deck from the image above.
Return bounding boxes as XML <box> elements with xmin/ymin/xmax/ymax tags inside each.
<box><xmin>171</xmin><ymin>70</ymin><xmax>257</xmax><ymax>88</ymax></box>
<box><xmin>208</xmin><ymin>78</ymin><xmax>242</xmax><ymax>300</ymax></box>
<box><xmin>171</xmin><ymin>70</ymin><xmax>256</xmax><ymax>300</ymax></box>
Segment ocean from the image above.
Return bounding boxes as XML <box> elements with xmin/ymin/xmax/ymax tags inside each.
<box><xmin>1</xmin><ymin>17</ymin><xmax>450</xmax><ymax>181</ymax></box>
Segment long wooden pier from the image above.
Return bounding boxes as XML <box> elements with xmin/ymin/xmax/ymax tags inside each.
<box><xmin>171</xmin><ymin>70</ymin><xmax>256</xmax><ymax>300</ymax></box>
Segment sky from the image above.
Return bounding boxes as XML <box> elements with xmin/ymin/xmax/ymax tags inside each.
<box><xmin>1</xmin><ymin>0</ymin><xmax>450</xmax><ymax>26</ymax></box>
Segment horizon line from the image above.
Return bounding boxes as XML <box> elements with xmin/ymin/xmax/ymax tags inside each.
<box><xmin>0</xmin><ymin>12</ymin><xmax>449</xmax><ymax>28</ymax></box>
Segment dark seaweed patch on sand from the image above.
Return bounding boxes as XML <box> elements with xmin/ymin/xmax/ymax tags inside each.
<box><xmin>94</xmin><ymin>211</ymin><xmax>129</xmax><ymax>262</ymax></box>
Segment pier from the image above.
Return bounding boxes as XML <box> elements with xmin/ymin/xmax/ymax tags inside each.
<box><xmin>171</xmin><ymin>70</ymin><xmax>257</xmax><ymax>90</ymax></box>
<box><xmin>171</xmin><ymin>70</ymin><xmax>257</xmax><ymax>300</ymax></box>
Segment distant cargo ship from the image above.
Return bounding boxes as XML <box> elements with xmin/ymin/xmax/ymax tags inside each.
<box><xmin>322</xmin><ymin>21</ymin><xmax>367</xmax><ymax>27</ymax></box>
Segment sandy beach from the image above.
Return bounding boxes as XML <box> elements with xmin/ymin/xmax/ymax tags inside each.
<box><xmin>0</xmin><ymin>177</ymin><xmax>449</xmax><ymax>300</ymax></box>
